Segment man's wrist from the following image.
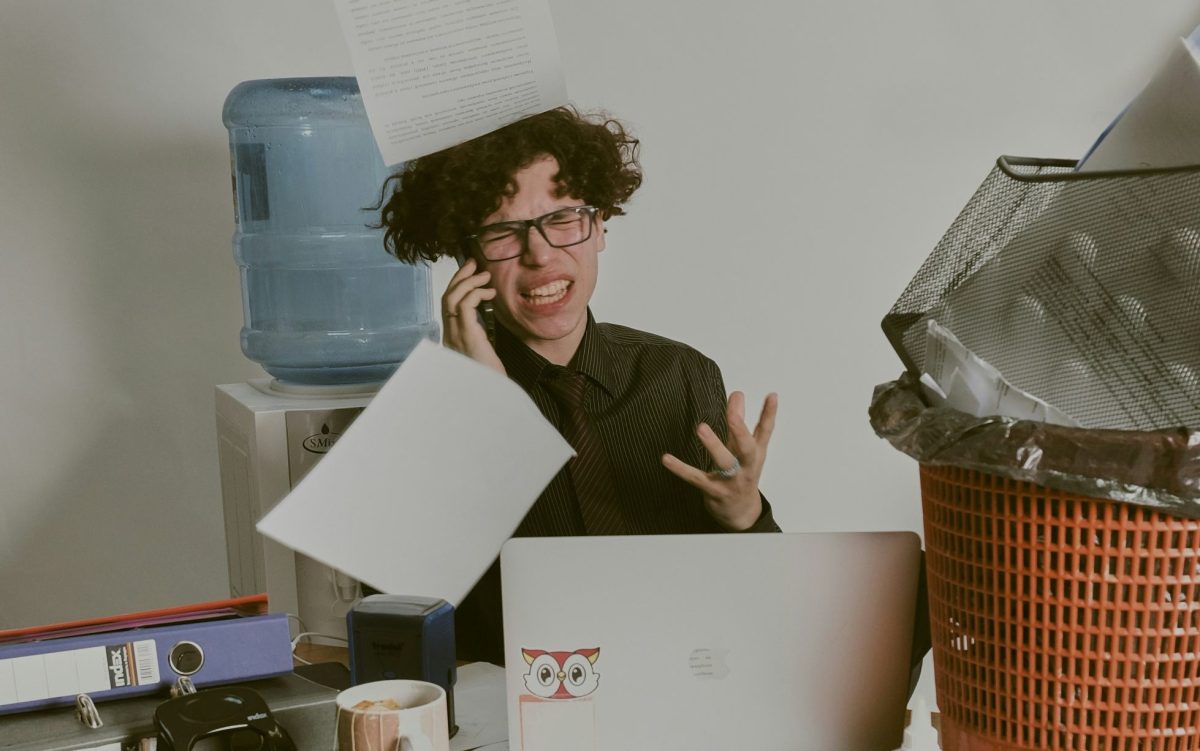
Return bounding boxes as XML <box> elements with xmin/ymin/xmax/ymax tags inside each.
<box><xmin>739</xmin><ymin>494</ymin><xmax>781</xmax><ymax>533</ymax></box>
<box><xmin>711</xmin><ymin>493</ymin><xmax>766</xmax><ymax>531</ymax></box>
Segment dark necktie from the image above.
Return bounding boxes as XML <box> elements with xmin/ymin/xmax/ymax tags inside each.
<box><xmin>543</xmin><ymin>367</ymin><xmax>627</xmax><ymax>534</ymax></box>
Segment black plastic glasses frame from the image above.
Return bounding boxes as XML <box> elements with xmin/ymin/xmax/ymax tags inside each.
<box><xmin>464</xmin><ymin>205</ymin><xmax>600</xmax><ymax>261</ymax></box>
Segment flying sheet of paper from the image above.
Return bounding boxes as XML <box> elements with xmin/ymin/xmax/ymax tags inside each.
<box><xmin>256</xmin><ymin>340</ymin><xmax>573</xmax><ymax>606</ymax></box>
<box><xmin>1078</xmin><ymin>25</ymin><xmax>1200</xmax><ymax>171</ymax></box>
<box><xmin>332</xmin><ymin>0</ymin><xmax>568</xmax><ymax>166</ymax></box>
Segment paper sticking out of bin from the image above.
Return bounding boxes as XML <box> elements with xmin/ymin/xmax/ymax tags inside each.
<box><xmin>1079</xmin><ymin>23</ymin><xmax>1200</xmax><ymax>172</ymax></box>
<box><xmin>920</xmin><ymin>319</ymin><xmax>1079</xmax><ymax>426</ymax></box>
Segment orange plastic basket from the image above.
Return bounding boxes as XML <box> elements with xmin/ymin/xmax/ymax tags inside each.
<box><xmin>920</xmin><ymin>464</ymin><xmax>1200</xmax><ymax>751</ymax></box>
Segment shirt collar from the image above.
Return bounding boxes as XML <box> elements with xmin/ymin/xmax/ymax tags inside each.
<box><xmin>494</xmin><ymin>309</ymin><xmax>618</xmax><ymax>397</ymax></box>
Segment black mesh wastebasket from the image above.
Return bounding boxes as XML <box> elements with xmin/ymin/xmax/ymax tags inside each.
<box><xmin>883</xmin><ymin>156</ymin><xmax>1200</xmax><ymax>432</ymax></box>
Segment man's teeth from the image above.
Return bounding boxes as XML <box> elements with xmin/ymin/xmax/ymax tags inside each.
<box><xmin>524</xmin><ymin>280</ymin><xmax>570</xmax><ymax>305</ymax></box>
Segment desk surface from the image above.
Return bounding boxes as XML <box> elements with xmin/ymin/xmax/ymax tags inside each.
<box><xmin>294</xmin><ymin>641</ymin><xmax>350</xmax><ymax>668</ymax></box>
<box><xmin>290</xmin><ymin>643</ymin><xmax>941</xmax><ymax>743</ymax></box>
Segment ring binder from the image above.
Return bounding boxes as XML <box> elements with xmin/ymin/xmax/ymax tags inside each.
<box><xmin>0</xmin><ymin>612</ymin><xmax>292</xmax><ymax>715</ymax></box>
<box><xmin>74</xmin><ymin>694</ymin><xmax>102</xmax><ymax>729</ymax></box>
<box><xmin>171</xmin><ymin>676</ymin><xmax>197</xmax><ymax>698</ymax></box>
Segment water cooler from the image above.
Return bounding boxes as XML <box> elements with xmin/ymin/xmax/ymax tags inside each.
<box><xmin>216</xmin><ymin>381</ymin><xmax>376</xmax><ymax>639</ymax></box>
<box><xmin>215</xmin><ymin>78</ymin><xmax>438</xmax><ymax>639</ymax></box>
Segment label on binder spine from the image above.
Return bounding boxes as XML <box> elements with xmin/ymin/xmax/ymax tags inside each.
<box><xmin>0</xmin><ymin>639</ymin><xmax>160</xmax><ymax>707</ymax></box>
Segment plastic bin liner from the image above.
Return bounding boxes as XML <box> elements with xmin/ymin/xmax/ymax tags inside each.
<box><xmin>870</xmin><ymin>371</ymin><xmax>1200</xmax><ymax>515</ymax></box>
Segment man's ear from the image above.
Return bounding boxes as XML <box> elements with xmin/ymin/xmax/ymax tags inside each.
<box><xmin>595</xmin><ymin>215</ymin><xmax>606</xmax><ymax>253</ymax></box>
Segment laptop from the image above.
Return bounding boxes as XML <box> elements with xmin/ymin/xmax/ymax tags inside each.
<box><xmin>500</xmin><ymin>532</ymin><xmax>921</xmax><ymax>751</ymax></box>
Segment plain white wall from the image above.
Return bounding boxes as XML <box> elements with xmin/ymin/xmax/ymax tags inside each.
<box><xmin>2</xmin><ymin>0</ymin><xmax>1197</xmax><ymax>652</ymax></box>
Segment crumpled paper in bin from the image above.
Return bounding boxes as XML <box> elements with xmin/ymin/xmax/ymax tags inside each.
<box><xmin>870</xmin><ymin>371</ymin><xmax>1200</xmax><ymax>516</ymax></box>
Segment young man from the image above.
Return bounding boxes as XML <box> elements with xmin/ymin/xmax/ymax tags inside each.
<box><xmin>379</xmin><ymin>106</ymin><xmax>780</xmax><ymax>662</ymax></box>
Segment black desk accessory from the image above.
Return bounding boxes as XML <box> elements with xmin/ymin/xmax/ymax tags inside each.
<box><xmin>346</xmin><ymin>594</ymin><xmax>457</xmax><ymax>737</ymax></box>
<box><xmin>154</xmin><ymin>685</ymin><xmax>296</xmax><ymax>751</ymax></box>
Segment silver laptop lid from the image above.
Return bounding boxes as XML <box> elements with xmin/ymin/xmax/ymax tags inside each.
<box><xmin>500</xmin><ymin>532</ymin><xmax>920</xmax><ymax>751</ymax></box>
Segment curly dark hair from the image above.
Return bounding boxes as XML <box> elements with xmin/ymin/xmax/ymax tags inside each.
<box><xmin>378</xmin><ymin>106</ymin><xmax>642</xmax><ymax>263</ymax></box>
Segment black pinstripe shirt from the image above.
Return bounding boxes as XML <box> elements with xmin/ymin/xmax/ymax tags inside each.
<box><xmin>502</xmin><ymin>310</ymin><xmax>779</xmax><ymax>536</ymax></box>
<box><xmin>455</xmin><ymin>310</ymin><xmax>779</xmax><ymax>662</ymax></box>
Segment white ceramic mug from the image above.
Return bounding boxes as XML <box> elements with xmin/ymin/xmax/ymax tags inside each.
<box><xmin>335</xmin><ymin>680</ymin><xmax>450</xmax><ymax>751</ymax></box>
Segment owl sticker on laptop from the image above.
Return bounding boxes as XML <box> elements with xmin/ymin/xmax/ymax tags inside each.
<box><xmin>521</xmin><ymin>648</ymin><xmax>600</xmax><ymax>699</ymax></box>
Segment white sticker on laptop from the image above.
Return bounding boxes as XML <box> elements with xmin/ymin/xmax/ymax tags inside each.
<box><xmin>518</xmin><ymin>648</ymin><xmax>602</xmax><ymax>749</ymax></box>
<box><xmin>520</xmin><ymin>648</ymin><xmax>600</xmax><ymax>699</ymax></box>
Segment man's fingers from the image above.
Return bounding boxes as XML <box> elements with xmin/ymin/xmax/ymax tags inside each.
<box><xmin>449</xmin><ymin>256</ymin><xmax>478</xmax><ymax>281</ymax></box>
<box><xmin>445</xmin><ymin>257</ymin><xmax>481</xmax><ymax>302</ymax></box>
<box><xmin>444</xmin><ymin>288</ymin><xmax>497</xmax><ymax>349</ymax></box>
<box><xmin>443</xmin><ymin>269</ymin><xmax>491</xmax><ymax>317</ymax></box>
<box><xmin>723</xmin><ymin>391</ymin><xmax>760</xmax><ymax>457</ymax></box>
<box><xmin>696</xmin><ymin>422</ymin><xmax>738</xmax><ymax>474</ymax></box>
<box><xmin>754</xmin><ymin>392</ymin><xmax>779</xmax><ymax>444</ymax></box>
<box><xmin>458</xmin><ymin>286</ymin><xmax>497</xmax><ymax>314</ymax></box>
<box><xmin>727</xmin><ymin>390</ymin><xmax>746</xmax><ymax>427</ymax></box>
<box><xmin>437</xmin><ymin>259</ymin><xmax>506</xmax><ymax>374</ymax></box>
<box><xmin>661</xmin><ymin>453</ymin><xmax>721</xmax><ymax>496</ymax></box>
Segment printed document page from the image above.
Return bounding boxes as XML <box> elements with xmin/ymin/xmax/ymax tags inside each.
<box><xmin>332</xmin><ymin>0</ymin><xmax>568</xmax><ymax>166</ymax></box>
<box><xmin>1078</xmin><ymin>25</ymin><xmax>1200</xmax><ymax>171</ymax></box>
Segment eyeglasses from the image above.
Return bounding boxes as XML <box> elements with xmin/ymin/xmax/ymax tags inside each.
<box><xmin>465</xmin><ymin>205</ymin><xmax>600</xmax><ymax>262</ymax></box>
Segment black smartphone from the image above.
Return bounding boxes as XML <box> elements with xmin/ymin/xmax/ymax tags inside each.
<box><xmin>479</xmin><ymin>299</ymin><xmax>496</xmax><ymax>345</ymax></box>
<box><xmin>455</xmin><ymin>252</ymin><xmax>496</xmax><ymax>344</ymax></box>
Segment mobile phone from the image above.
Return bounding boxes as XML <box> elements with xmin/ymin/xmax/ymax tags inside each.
<box><xmin>478</xmin><ymin>299</ymin><xmax>496</xmax><ymax>345</ymax></box>
<box><xmin>455</xmin><ymin>252</ymin><xmax>496</xmax><ymax>344</ymax></box>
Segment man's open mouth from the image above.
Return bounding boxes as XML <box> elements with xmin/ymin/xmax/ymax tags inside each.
<box><xmin>523</xmin><ymin>280</ymin><xmax>572</xmax><ymax>306</ymax></box>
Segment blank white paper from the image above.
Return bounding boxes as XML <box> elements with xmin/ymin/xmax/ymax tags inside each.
<box><xmin>256</xmin><ymin>340</ymin><xmax>573</xmax><ymax>606</ymax></box>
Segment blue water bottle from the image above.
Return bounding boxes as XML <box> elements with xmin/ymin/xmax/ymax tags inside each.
<box><xmin>223</xmin><ymin>78</ymin><xmax>439</xmax><ymax>386</ymax></box>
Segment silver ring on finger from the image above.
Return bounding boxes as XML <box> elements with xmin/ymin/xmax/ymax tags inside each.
<box><xmin>710</xmin><ymin>457</ymin><xmax>740</xmax><ymax>480</ymax></box>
